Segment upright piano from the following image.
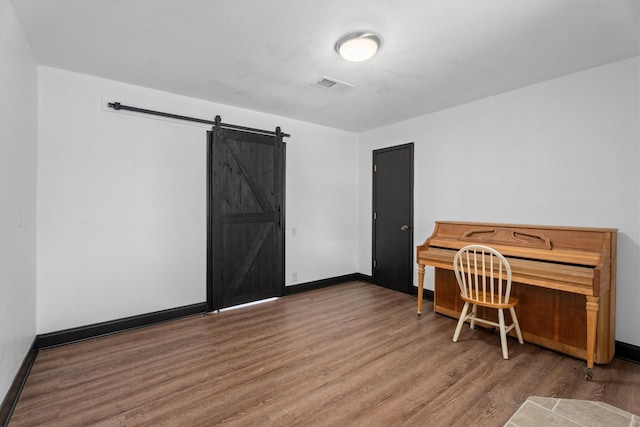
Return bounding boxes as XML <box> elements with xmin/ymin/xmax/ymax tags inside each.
<box><xmin>416</xmin><ymin>221</ymin><xmax>617</xmax><ymax>379</ymax></box>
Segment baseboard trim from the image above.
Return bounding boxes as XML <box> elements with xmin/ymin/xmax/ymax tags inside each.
<box><xmin>615</xmin><ymin>341</ymin><xmax>640</xmax><ymax>365</ymax></box>
<box><xmin>354</xmin><ymin>273</ymin><xmax>374</xmax><ymax>284</ymax></box>
<box><xmin>0</xmin><ymin>338</ymin><xmax>38</xmax><ymax>427</ymax></box>
<box><xmin>411</xmin><ymin>285</ymin><xmax>434</xmax><ymax>301</ymax></box>
<box><xmin>35</xmin><ymin>274</ymin><xmax>380</xmax><ymax>349</ymax></box>
<box><xmin>285</xmin><ymin>273</ymin><xmax>373</xmax><ymax>295</ymax></box>
<box><xmin>35</xmin><ymin>302</ymin><xmax>207</xmax><ymax>350</ymax></box>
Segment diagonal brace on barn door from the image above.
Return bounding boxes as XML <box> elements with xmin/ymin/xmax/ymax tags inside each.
<box><xmin>225</xmin><ymin>222</ymin><xmax>273</xmax><ymax>296</ymax></box>
<box><xmin>224</xmin><ymin>139</ymin><xmax>273</xmax><ymax>214</ymax></box>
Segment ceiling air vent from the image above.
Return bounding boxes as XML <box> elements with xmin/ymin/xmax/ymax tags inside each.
<box><xmin>311</xmin><ymin>76</ymin><xmax>354</xmax><ymax>93</ymax></box>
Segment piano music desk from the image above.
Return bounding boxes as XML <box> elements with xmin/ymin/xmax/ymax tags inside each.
<box><xmin>416</xmin><ymin>221</ymin><xmax>617</xmax><ymax>380</ymax></box>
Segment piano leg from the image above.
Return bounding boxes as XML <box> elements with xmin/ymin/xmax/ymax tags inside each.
<box><xmin>417</xmin><ymin>264</ymin><xmax>425</xmax><ymax>318</ymax></box>
<box><xmin>585</xmin><ymin>296</ymin><xmax>599</xmax><ymax>381</ymax></box>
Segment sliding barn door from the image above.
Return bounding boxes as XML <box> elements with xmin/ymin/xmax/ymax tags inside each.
<box><xmin>207</xmin><ymin>125</ymin><xmax>285</xmax><ymax>311</ymax></box>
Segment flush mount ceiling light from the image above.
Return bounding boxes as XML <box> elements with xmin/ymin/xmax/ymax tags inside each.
<box><xmin>335</xmin><ymin>31</ymin><xmax>382</xmax><ymax>62</ymax></box>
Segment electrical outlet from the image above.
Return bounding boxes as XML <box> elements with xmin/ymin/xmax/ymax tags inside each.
<box><xmin>292</xmin><ymin>272</ymin><xmax>298</xmax><ymax>282</ymax></box>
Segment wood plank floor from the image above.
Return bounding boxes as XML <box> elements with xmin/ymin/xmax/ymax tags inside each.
<box><xmin>9</xmin><ymin>282</ymin><xmax>640</xmax><ymax>426</ymax></box>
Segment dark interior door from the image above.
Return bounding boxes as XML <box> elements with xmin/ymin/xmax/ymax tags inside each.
<box><xmin>207</xmin><ymin>126</ymin><xmax>285</xmax><ymax>310</ymax></box>
<box><xmin>372</xmin><ymin>143</ymin><xmax>414</xmax><ymax>293</ymax></box>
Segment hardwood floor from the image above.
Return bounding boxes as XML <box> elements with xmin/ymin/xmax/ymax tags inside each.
<box><xmin>9</xmin><ymin>282</ymin><xmax>640</xmax><ymax>426</ymax></box>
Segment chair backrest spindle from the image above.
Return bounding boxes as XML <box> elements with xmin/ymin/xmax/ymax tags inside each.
<box><xmin>453</xmin><ymin>244</ymin><xmax>513</xmax><ymax>307</ymax></box>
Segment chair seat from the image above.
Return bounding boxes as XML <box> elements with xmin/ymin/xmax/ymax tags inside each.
<box><xmin>459</xmin><ymin>293</ymin><xmax>519</xmax><ymax>309</ymax></box>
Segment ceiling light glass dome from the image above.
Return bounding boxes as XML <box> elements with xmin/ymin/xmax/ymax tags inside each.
<box><xmin>335</xmin><ymin>31</ymin><xmax>382</xmax><ymax>62</ymax></box>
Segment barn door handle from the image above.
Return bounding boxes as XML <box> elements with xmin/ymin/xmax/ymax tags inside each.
<box><xmin>400</xmin><ymin>224</ymin><xmax>409</xmax><ymax>231</ymax></box>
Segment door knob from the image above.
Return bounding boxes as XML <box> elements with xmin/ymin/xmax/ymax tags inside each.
<box><xmin>400</xmin><ymin>224</ymin><xmax>409</xmax><ymax>231</ymax></box>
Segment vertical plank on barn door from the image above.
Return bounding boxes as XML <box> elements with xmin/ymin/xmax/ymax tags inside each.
<box><xmin>207</xmin><ymin>124</ymin><xmax>285</xmax><ymax>311</ymax></box>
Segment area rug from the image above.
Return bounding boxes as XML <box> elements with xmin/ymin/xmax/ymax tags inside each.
<box><xmin>504</xmin><ymin>396</ymin><xmax>638</xmax><ymax>427</ymax></box>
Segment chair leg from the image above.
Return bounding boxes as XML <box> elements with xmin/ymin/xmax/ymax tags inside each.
<box><xmin>469</xmin><ymin>304</ymin><xmax>477</xmax><ymax>329</ymax></box>
<box><xmin>510</xmin><ymin>307</ymin><xmax>524</xmax><ymax>344</ymax></box>
<box><xmin>498</xmin><ymin>309</ymin><xmax>509</xmax><ymax>359</ymax></box>
<box><xmin>453</xmin><ymin>302</ymin><xmax>470</xmax><ymax>342</ymax></box>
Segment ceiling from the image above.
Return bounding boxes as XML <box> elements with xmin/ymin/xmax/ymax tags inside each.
<box><xmin>10</xmin><ymin>0</ymin><xmax>640</xmax><ymax>132</ymax></box>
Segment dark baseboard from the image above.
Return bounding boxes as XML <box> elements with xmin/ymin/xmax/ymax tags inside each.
<box><xmin>615</xmin><ymin>340</ymin><xmax>640</xmax><ymax>365</ymax></box>
<box><xmin>354</xmin><ymin>273</ymin><xmax>375</xmax><ymax>284</ymax></box>
<box><xmin>35</xmin><ymin>302</ymin><xmax>207</xmax><ymax>350</ymax></box>
<box><xmin>284</xmin><ymin>273</ymin><xmax>373</xmax><ymax>295</ymax></box>
<box><xmin>0</xmin><ymin>338</ymin><xmax>38</xmax><ymax>427</ymax></box>
<box><xmin>284</xmin><ymin>277</ymin><xmax>434</xmax><ymax>300</ymax></box>
<box><xmin>36</xmin><ymin>273</ymin><xmax>378</xmax><ymax>349</ymax></box>
<box><xmin>411</xmin><ymin>285</ymin><xmax>434</xmax><ymax>301</ymax></box>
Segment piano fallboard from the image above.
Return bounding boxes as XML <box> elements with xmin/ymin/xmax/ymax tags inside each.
<box><xmin>419</xmin><ymin>247</ymin><xmax>598</xmax><ymax>295</ymax></box>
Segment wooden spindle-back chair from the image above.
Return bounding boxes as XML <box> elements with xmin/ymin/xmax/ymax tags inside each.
<box><xmin>452</xmin><ymin>244</ymin><xmax>524</xmax><ymax>359</ymax></box>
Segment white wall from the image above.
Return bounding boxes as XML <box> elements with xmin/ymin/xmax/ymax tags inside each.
<box><xmin>357</xmin><ymin>57</ymin><xmax>640</xmax><ymax>347</ymax></box>
<box><xmin>0</xmin><ymin>0</ymin><xmax>38</xmax><ymax>402</ymax></box>
<box><xmin>37</xmin><ymin>67</ymin><xmax>359</xmax><ymax>334</ymax></box>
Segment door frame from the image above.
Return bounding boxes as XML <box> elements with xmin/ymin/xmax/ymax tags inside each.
<box><xmin>371</xmin><ymin>142</ymin><xmax>414</xmax><ymax>293</ymax></box>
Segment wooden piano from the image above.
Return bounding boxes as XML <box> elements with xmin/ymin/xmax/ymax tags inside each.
<box><xmin>416</xmin><ymin>221</ymin><xmax>617</xmax><ymax>379</ymax></box>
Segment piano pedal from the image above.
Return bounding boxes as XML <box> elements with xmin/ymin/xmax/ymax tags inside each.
<box><xmin>585</xmin><ymin>367</ymin><xmax>594</xmax><ymax>381</ymax></box>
